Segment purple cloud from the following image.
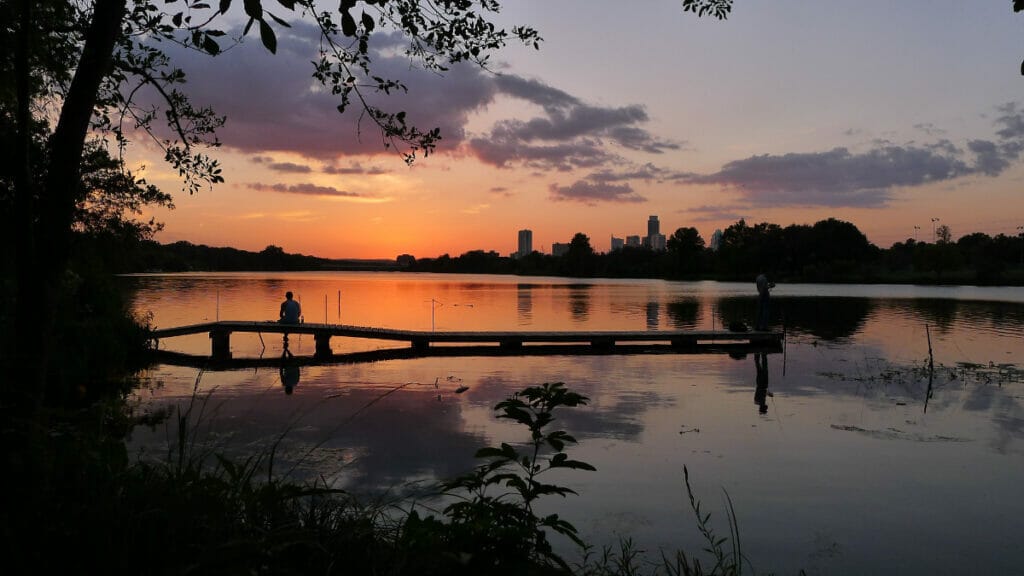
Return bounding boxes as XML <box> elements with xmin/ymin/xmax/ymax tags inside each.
<box><xmin>267</xmin><ymin>162</ymin><xmax>312</xmax><ymax>173</ymax></box>
<box><xmin>249</xmin><ymin>182</ymin><xmax>364</xmax><ymax>198</ymax></box>
<box><xmin>322</xmin><ymin>162</ymin><xmax>389</xmax><ymax>175</ymax></box>
<box><xmin>549</xmin><ymin>180</ymin><xmax>646</xmax><ymax>204</ymax></box>
<box><xmin>680</xmin><ymin>204</ymin><xmax>748</xmax><ymax>222</ymax></box>
<box><xmin>677</xmin><ymin>104</ymin><xmax>1024</xmax><ymax>208</ymax></box>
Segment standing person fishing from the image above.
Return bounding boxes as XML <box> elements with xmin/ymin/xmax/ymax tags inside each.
<box><xmin>755</xmin><ymin>273</ymin><xmax>775</xmax><ymax>331</ymax></box>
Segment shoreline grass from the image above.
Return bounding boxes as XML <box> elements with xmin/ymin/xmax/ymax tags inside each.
<box><xmin>2</xmin><ymin>381</ymin><xmax>760</xmax><ymax>576</ymax></box>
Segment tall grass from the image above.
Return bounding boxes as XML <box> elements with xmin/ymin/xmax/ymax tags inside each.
<box><xmin>3</xmin><ymin>380</ymin><xmax>770</xmax><ymax>575</ymax></box>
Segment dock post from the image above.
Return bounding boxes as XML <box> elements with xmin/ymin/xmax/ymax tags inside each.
<box><xmin>210</xmin><ymin>329</ymin><xmax>231</xmax><ymax>360</ymax></box>
<box><xmin>412</xmin><ymin>338</ymin><xmax>429</xmax><ymax>352</ymax></box>
<box><xmin>314</xmin><ymin>332</ymin><xmax>332</xmax><ymax>359</ymax></box>
<box><xmin>671</xmin><ymin>337</ymin><xmax>697</xmax><ymax>349</ymax></box>
<box><xmin>500</xmin><ymin>339</ymin><xmax>523</xmax><ymax>350</ymax></box>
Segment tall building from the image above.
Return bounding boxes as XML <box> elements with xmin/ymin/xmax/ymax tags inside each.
<box><xmin>610</xmin><ymin>236</ymin><xmax>624</xmax><ymax>251</ymax></box>
<box><xmin>646</xmin><ymin>215</ymin><xmax>666</xmax><ymax>251</ymax></box>
<box><xmin>710</xmin><ymin>229</ymin><xmax>723</xmax><ymax>251</ymax></box>
<box><xmin>650</xmin><ymin>233</ymin><xmax>666</xmax><ymax>251</ymax></box>
<box><xmin>648</xmin><ymin>215</ymin><xmax>660</xmax><ymax>237</ymax></box>
<box><xmin>517</xmin><ymin>229</ymin><xmax>533</xmax><ymax>258</ymax></box>
<box><xmin>552</xmin><ymin>242</ymin><xmax>571</xmax><ymax>257</ymax></box>
<box><xmin>626</xmin><ymin>235</ymin><xmax>641</xmax><ymax>247</ymax></box>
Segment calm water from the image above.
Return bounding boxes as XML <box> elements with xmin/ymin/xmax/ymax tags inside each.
<box><xmin>125</xmin><ymin>272</ymin><xmax>1024</xmax><ymax>575</ymax></box>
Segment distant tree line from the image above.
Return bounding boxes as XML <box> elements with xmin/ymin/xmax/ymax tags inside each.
<box><xmin>113</xmin><ymin>241</ymin><xmax>399</xmax><ymax>273</ymax></box>
<box><xmin>112</xmin><ymin>217</ymin><xmax>1024</xmax><ymax>285</ymax></box>
<box><xmin>406</xmin><ymin>218</ymin><xmax>1024</xmax><ymax>285</ymax></box>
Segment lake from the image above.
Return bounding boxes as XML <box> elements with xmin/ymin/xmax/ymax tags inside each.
<box><xmin>125</xmin><ymin>272</ymin><xmax>1024</xmax><ymax>575</ymax></box>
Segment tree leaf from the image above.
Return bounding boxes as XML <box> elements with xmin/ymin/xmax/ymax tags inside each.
<box><xmin>259</xmin><ymin>19</ymin><xmax>277</xmax><ymax>53</ymax></box>
<box><xmin>218</xmin><ymin>0</ymin><xmax>231</xmax><ymax>14</ymax></box>
<box><xmin>267</xmin><ymin>11</ymin><xmax>291</xmax><ymax>28</ymax></box>
<box><xmin>341</xmin><ymin>11</ymin><xmax>357</xmax><ymax>36</ymax></box>
<box><xmin>361</xmin><ymin>11</ymin><xmax>375</xmax><ymax>33</ymax></box>
<box><xmin>474</xmin><ymin>447</ymin><xmax>508</xmax><ymax>459</ymax></box>
<box><xmin>243</xmin><ymin>0</ymin><xmax>262</xmax><ymax>19</ymax></box>
<box><xmin>202</xmin><ymin>35</ymin><xmax>221</xmax><ymax>55</ymax></box>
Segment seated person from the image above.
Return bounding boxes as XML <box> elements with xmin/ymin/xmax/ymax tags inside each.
<box><xmin>279</xmin><ymin>291</ymin><xmax>302</xmax><ymax>324</ymax></box>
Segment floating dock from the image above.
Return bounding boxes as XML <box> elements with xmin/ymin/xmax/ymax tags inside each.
<box><xmin>150</xmin><ymin>320</ymin><xmax>784</xmax><ymax>361</ymax></box>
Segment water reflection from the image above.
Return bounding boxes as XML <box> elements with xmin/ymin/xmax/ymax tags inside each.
<box><xmin>645</xmin><ymin>301</ymin><xmax>659</xmax><ymax>331</ymax></box>
<box><xmin>754</xmin><ymin>353</ymin><xmax>770</xmax><ymax>414</ymax></box>
<box><xmin>517</xmin><ymin>283</ymin><xmax>533</xmax><ymax>325</ymax></box>
<box><xmin>666</xmin><ymin>298</ymin><xmax>700</xmax><ymax>330</ymax></box>
<box><xmin>777</xmin><ymin>297</ymin><xmax>874</xmax><ymax>341</ymax></box>
<box><xmin>280</xmin><ymin>362</ymin><xmax>300</xmax><ymax>395</ymax></box>
<box><xmin>569</xmin><ymin>285</ymin><xmax>591</xmax><ymax>323</ymax></box>
<box><xmin>126</xmin><ymin>273</ymin><xmax>1024</xmax><ymax>576</ymax></box>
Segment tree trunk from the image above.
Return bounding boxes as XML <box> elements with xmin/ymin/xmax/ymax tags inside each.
<box><xmin>12</xmin><ymin>0</ymin><xmax>40</xmax><ymax>411</ymax></box>
<box><xmin>16</xmin><ymin>0</ymin><xmax>127</xmax><ymax>405</ymax></box>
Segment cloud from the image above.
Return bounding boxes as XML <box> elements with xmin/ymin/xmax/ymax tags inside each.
<box><xmin>248</xmin><ymin>182</ymin><xmax>363</xmax><ymax>198</ymax></box>
<box><xmin>150</xmin><ymin>25</ymin><xmax>496</xmax><ymax>158</ymax></box>
<box><xmin>267</xmin><ymin>162</ymin><xmax>312</xmax><ymax>173</ymax></box>
<box><xmin>322</xmin><ymin>162</ymin><xmax>389</xmax><ymax>175</ymax></box>
<box><xmin>680</xmin><ymin>204</ymin><xmax>747</xmax><ymax>223</ymax></box>
<box><xmin>679</xmin><ymin>106</ymin><xmax>1024</xmax><ymax>208</ymax></box>
<box><xmin>549</xmin><ymin>180</ymin><xmax>646</xmax><ymax>204</ymax></box>
<box><xmin>460</xmin><ymin>203</ymin><xmax>491</xmax><ymax>214</ymax></box>
<box><xmin>135</xmin><ymin>21</ymin><xmax>680</xmax><ymax>203</ymax></box>
<box><xmin>588</xmin><ymin>164</ymin><xmax>667</xmax><ymax>183</ymax></box>
<box><xmin>466</xmin><ymin>75</ymin><xmax>681</xmax><ymax>171</ymax></box>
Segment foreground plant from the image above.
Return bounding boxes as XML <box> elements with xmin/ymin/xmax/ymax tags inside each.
<box><xmin>399</xmin><ymin>382</ymin><xmax>596</xmax><ymax>574</ymax></box>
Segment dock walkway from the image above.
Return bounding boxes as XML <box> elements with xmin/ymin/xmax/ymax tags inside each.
<box><xmin>150</xmin><ymin>321</ymin><xmax>783</xmax><ymax>361</ymax></box>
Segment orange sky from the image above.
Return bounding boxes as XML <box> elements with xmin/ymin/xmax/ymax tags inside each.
<box><xmin>135</xmin><ymin>1</ymin><xmax>1024</xmax><ymax>259</ymax></box>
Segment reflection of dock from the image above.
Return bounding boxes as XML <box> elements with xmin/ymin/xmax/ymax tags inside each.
<box><xmin>150</xmin><ymin>320</ymin><xmax>783</xmax><ymax>361</ymax></box>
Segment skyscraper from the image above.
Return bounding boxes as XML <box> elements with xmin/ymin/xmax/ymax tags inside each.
<box><xmin>648</xmin><ymin>215</ymin><xmax>660</xmax><ymax>237</ymax></box>
<box><xmin>710</xmin><ymin>229</ymin><xmax>723</xmax><ymax>252</ymax></box>
<box><xmin>646</xmin><ymin>215</ymin><xmax>666</xmax><ymax>251</ymax></box>
<box><xmin>517</xmin><ymin>229</ymin><xmax>533</xmax><ymax>258</ymax></box>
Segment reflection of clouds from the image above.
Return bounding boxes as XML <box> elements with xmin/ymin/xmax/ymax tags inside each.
<box><xmin>132</xmin><ymin>383</ymin><xmax>485</xmax><ymax>491</ymax></box>
<box><xmin>463</xmin><ymin>372</ymin><xmax>670</xmax><ymax>444</ymax></box>
<box><xmin>991</xmin><ymin>396</ymin><xmax>1024</xmax><ymax>455</ymax></box>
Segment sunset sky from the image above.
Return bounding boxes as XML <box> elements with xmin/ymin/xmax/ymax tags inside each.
<box><xmin>134</xmin><ymin>0</ymin><xmax>1024</xmax><ymax>259</ymax></box>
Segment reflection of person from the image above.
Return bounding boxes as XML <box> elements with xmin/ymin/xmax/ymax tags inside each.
<box><xmin>280</xmin><ymin>363</ymin><xmax>300</xmax><ymax>395</ymax></box>
<box><xmin>755</xmin><ymin>273</ymin><xmax>775</xmax><ymax>331</ymax></box>
<box><xmin>754</xmin><ymin>352</ymin><xmax>770</xmax><ymax>414</ymax></box>
<box><xmin>279</xmin><ymin>291</ymin><xmax>302</xmax><ymax>324</ymax></box>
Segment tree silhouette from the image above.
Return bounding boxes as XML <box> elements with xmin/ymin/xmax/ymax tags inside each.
<box><xmin>3</xmin><ymin>0</ymin><xmax>735</xmax><ymax>399</ymax></box>
<box><xmin>667</xmin><ymin>227</ymin><xmax>706</xmax><ymax>277</ymax></box>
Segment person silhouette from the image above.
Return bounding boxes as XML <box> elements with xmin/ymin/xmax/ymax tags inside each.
<box><xmin>279</xmin><ymin>291</ymin><xmax>302</xmax><ymax>347</ymax></box>
<box><xmin>754</xmin><ymin>352</ymin><xmax>770</xmax><ymax>414</ymax></box>
<box><xmin>279</xmin><ymin>291</ymin><xmax>302</xmax><ymax>324</ymax></box>
<box><xmin>754</xmin><ymin>273</ymin><xmax>775</xmax><ymax>331</ymax></box>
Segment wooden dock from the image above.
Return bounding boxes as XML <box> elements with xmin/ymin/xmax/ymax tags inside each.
<box><xmin>150</xmin><ymin>320</ymin><xmax>783</xmax><ymax>361</ymax></box>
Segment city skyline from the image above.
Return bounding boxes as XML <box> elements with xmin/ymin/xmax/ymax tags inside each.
<box><xmin>128</xmin><ymin>2</ymin><xmax>1024</xmax><ymax>259</ymax></box>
